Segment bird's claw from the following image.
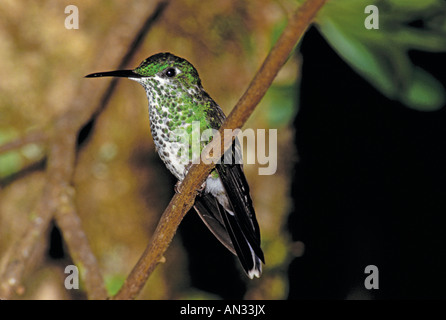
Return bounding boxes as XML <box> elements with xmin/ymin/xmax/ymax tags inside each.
<box><xmin>174</xmin><ymin>180</ymin><xmax>206</xmax><ymax>195</ymax></box>
<box><xmin>174</xmin><ymin>180</ymin><xmax>182</xmax><ymax>194</ymax></box>
<box><xmin>197</xmin><ymin>181</ymin><xmax>206</xmax><ymax>195</ymax></box>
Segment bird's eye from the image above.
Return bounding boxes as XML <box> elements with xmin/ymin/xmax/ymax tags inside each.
<box><xmin>165</xmin><ymin>68</ymin><xmax>176</xmax><ymax>77</ymax></box>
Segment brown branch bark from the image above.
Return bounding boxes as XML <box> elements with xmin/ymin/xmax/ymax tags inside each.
<box><xmin>54</xmin><ymin>185</ymin><xmax>108</xmax><ymax>300</ymax></box>
<box><xmin>113</xmin><ymin>0</ymin><xmax>327</xmax><ymax>300</ymax></box>
<box><xmin>0</xmin><ymin>1</ymin><xmax>170</xmax><ymax>299</ymax></box>
<box><xmin>0</xmin><ymin>130</ymin><xmax>48</xmax><ymax>156</ymax></box>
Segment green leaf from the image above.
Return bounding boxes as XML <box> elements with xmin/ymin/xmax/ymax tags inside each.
<box><xmin>387</xmin><ymin>0</ymin><xmax>439</xmax><ymax>11</ymax></box>
<box><xmin>0</xmin><ymin>151</ymin><xmax>22</xmax><ymax>179</ymax></box>
<box><xmin>263</xmin><ymin>83</ymin><xmax>298</xmax><ymax>127</ymax></box>
<box><xmin>316</xmin><ymin>0</ymin><xmax>446</xmax><ymax>111</ymax></box>
<box><xmin>105</xmin><ymin>274</ymin><xmax>126</xmax><ymax>296</ymax></box>
<box><xmin>403</xmin><ymin>67</ymin><xmax>445</xmax><ymax>111</ymax></box>
<box><xmin>0</xmin><ymin>130</ymin><xmax>23</xmax><ymax>179</ymax></box>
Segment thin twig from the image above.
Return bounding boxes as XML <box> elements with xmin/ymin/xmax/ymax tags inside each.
<box><xmin>0</xmin><ymin>182</ymin><xmax>55</xmax><ymax>298</ymax></box>
<box><xmin>54</xmin><ymin>186</ymin><xmax>107</xmax><ymax>300</ymax></box>
<box><xmin>0</xmin><ymin>130</ymin><xmax>48</xmax><ymax>155</ymax></box>
<box><xmin>113</xmin><ymin>0</ymin><xmax>327</xmax><ymax>300</ymax></box>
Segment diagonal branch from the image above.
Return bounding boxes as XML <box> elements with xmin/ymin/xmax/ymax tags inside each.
<box><xmin>113</xmin><ymin>0</ymin><xmax>327</xmax><ymax>300</ymax></box>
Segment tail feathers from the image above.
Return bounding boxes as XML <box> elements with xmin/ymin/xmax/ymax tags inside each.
<box><xmin>194</xmin><ymin>193</ymin><xmax>263</xmax><ymax>278</ymax></box>
<box><xmin>219</xmin><ymin>204</ymin><xmax>263</xmax><ymax>278</ymax></box>
<box><xmin>194</xmin><ymin>195</ymin><xmax>236</xmax><ymax>255</ymax></box>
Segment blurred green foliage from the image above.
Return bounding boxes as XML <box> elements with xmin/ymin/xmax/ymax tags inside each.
<box><xmin>0</xmin><ymin>130</ymin><xmax>22</xmax><ymax>179</ymax></box>
<box><xmin>264</xmin><ymin>83</ymin><xmax>298</xmax><ymax>128</ymax></box>
<box><xmin>105</xmin><ymin>274</ymin><xmax>126</xmax><ymax>296</ymax></box>
<box><xmin>317</xmin><ymin>0</ymin><xmax>446</xmax><ymax>111</ymax></box>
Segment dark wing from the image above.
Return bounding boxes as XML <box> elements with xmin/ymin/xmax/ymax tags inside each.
<box><xmin>193</xmin><ymin>142</ymin><xmax>265</xmax><ymax>277</ymax></box>
<box><xmin>216</xmin><ymin>144</ymin><xmax>265</xmax><ymax>263</ymax></box>
<box><xmin>194</xmin><ymin>93</ymin><xmax>264</xmax><ymax>277</ymax></box>
<box><xmin>193</xmin><ymin>92</ymin><xmax>237</xmax><ymax>253</ymax></box>
<box><xmin>193</xmin><ymin>193</ymin><xmax>236</xmax><ymax>255</ymax></box>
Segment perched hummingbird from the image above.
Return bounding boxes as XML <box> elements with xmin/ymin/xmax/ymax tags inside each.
<box><xmin>86</xmin><ymin>52</ymin><xmax>264</xmax><ymax>278</ymax></box>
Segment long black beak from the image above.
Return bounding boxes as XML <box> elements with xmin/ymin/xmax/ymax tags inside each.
<box><xmin>85</xmin><ymin>70</ymin><xmax>143</xmax><ymax>78</ymax></box>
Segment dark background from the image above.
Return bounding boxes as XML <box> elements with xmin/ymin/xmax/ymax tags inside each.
<box><xmin>288</xmin><ymin>27</ymin><xmax>446</xmax><ymax>299</ymax></box>
<box><xmin>180</xmin><ymin>27</ymin><xmax>446</xmax><ymax>299</ymax></box>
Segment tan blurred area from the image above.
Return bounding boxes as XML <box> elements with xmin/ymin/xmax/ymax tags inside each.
<box><xmin>0</xmin><ymin>0</ymin><xmax>299</xmax><ymax>299</ymax></box>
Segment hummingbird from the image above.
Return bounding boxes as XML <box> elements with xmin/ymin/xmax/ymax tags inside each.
<box><xmin>86</xmin><ymin>52</ymin><xmax>264</xmax><ymax>278</ymax></box>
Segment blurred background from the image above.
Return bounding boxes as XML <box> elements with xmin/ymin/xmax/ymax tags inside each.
<box><xmin>0</xmin><ymin>0</ymin><xmax>445</xmax><ymax>299</ymax></box>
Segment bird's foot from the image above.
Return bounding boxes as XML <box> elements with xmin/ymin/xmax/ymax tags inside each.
<box><xmin>174</xmin><ymin>180</ymin><xmax>183</xmax><ymax>194</ymax></box>
<box><xmin>197</xmin><ymin>181</ymin><xmax>206</xmax><ymax>195</ymax></box>
<box><xmin>175</xmin><ymin>163</ymin><xmax>207</xmax><ymax>194</ymax></box>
